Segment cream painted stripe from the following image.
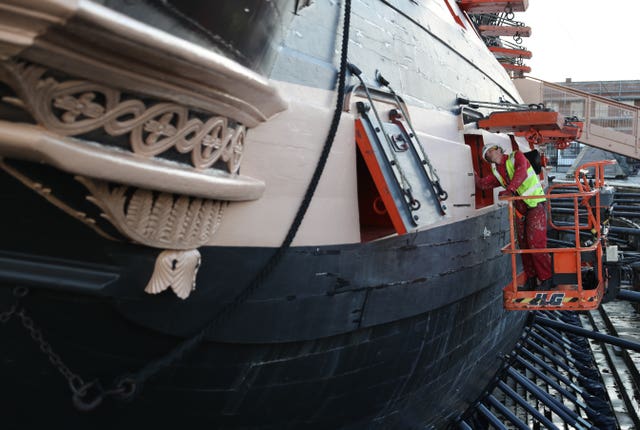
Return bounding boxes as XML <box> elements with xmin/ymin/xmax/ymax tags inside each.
<box><xmin>0</xmin><ymin>120</ymin><xmax>265</xmax><ymax>201</ymax></box>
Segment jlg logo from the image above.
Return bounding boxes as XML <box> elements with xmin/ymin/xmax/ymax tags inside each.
<box><xmin>531</xmin><ymin>293</ymin><xmax>565</xmax><ymax>306</ymax></box>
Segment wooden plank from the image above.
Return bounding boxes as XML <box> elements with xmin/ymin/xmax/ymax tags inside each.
<box><xmin>478</xmin><ymin>25</ymin><xmax>531</xmax><ymax>37</ymax></box>
<box><xmin>459</xmin><ymin>0</ymin><xmax>528</xmax><ymax>14</ymax></box>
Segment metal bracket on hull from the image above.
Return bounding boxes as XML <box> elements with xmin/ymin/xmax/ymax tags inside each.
<box><xmin>355</xmin><ymin>102</ymin><xmax>446</xmax><ymax>234</ymax></box>
<box><xmin>349</xmin><ymin>64</ymin><xmax>447</xmax><ymax>235</ymax></box>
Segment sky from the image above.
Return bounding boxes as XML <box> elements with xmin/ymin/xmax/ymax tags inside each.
<box><xmin>518</xmin><ymin>1</ymin><xmax>640</xmax><ymax>82</ymax></box>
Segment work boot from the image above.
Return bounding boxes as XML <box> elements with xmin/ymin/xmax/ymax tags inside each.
<box><xmin>536</xmin><ymin>278</ymin><xmax>554</xmax><ymax>291</ymax></box>
<box><xmin>524</xmin><ymin>277</ymin><xmax>537</xmax><ymax>291</ymax></box>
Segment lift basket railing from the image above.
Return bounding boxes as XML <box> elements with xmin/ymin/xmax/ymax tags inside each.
<box><xmin>501</xmin><ymin>160</ymin><xmax>615</xmax><ymax>310</ymax></box>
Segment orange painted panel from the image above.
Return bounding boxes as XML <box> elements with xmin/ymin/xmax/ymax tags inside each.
<box><xmin>354</xmin><ymin>119</ymin><xmax>407</xmax><ymax>235</ymax></box>
<box><xmin>553</xmin><ymin>250</ymin><xmax>578</xmax><ymax>274</ymax></box>
<box><xmin>488</xmin><ymin>46</ymin><xmax>532</xmax><ymax>59</ymax></box>
<box><xmin>477</xmin><ymin>110</ymin><xmax>563</xmax><ymax>133</ymax></box>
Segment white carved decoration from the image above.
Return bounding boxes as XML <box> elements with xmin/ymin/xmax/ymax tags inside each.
<box><xmin>0</xmin><ymin>159</ymin><xmax>117</xmax><ymax>241</ymax></box>
<box><xmin>0</xmin><ymin>62</ymin><xmax>246</xmax><ymax>173</ymax></box>
<box><xmin>77</xmin><ymin>177</ymin><xmax>226</xmax><ymax>250</ymax></box>
<box><xmin>0</xmin><ymin>0</ymin><xmax>287</xmax><ymax>127</ymax></box>
<box><xmin>144</xmin><ymin>249</ymin><xmax>201</xmax><ymax>299</ymax></box>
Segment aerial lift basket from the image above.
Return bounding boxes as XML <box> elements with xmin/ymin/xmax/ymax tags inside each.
<box><xmin>502</xmin><ymin>160</ymin><xmax>615</xmax><ymax>311</ymax></box>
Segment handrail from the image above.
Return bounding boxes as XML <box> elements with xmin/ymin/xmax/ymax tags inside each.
<box><xmin>522</xmin><ymin>77</ymin><xmax>640</xmax><ymax>111</ymax></box>
<box><xmin>573</xmin><ymin>160</ymin><xmax>616</xmax><ymax>189</ymax></box>
<box><xmin>500</xmin><ymin>190</ymin><xmax>601</xmax><ymax>293</ymax></box>
<box><xmin>513</xmin><ymin>77</ymin><xmax>640</xmax><ymax>159</ymax></box>
<box><xmin>500</xmin><ymin>160</ymin><xmax>612</xmax><ymax>310</ymax></box>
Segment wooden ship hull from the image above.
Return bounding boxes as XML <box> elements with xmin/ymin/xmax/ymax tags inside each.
<box><xmin>0</xmin><ymin>0</ymin><xmax>532</xmax><ymax>427</ymax></box>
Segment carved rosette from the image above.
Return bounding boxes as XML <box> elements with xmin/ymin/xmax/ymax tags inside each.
<box><xmin>0</xmin><ymin>62</ymin><xmax>246</xmax><ymax>173</ymax></box>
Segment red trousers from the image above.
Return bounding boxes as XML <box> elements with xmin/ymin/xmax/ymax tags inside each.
<box><xmin>515</xmin><ymin>201</ymin><xmax>552</xmax><ymax>281</ymax></box>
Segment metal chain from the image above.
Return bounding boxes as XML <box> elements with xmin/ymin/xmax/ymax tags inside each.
<box><xmin>1</xmin><ymin>286</ymin><xmax>105</xmax><ymax>410</ymax></box>
<box><xmin>0</xmin><ymin>286</ymin><xmax>28</xmax><ymax>323</ymax></box>
<box><xmin>0</xmin><ymin>303</ymin><xmax>17</xmax><ymax>323</ymax></box>
<box><xmin>16</xmin><ymin>307</ymin><xmax>87</xmax><ymax>395</ymax></box>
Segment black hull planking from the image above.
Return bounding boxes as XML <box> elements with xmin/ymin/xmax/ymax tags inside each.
<box><xmin>0</xmin><ymin>166</ymin><xmax>526</xmax><ymax>428</ymax></box>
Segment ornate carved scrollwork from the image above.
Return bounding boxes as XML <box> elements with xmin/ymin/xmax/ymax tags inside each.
<box><xmin>1</xmin><ymin>62</ymin><xmax>246</xmax><ymax>172</ymax></box>
<box><xmin>0</xmin><ymin>159</ymin><xmax>119</xmax><ymax>241</ymax></box>
<box><xmin>76</xmin><ymin>175</ymin><xmax>225</xmax><ymax>299</ymax></box>
<box><xmin>0</xmin><ymin>0</ymin><xmax>288</xmax><ymax>300</ymax></box>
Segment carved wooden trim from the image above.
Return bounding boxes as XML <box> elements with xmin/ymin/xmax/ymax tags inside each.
<box><xmin>0</xmin><ymin>1</ymin><xmax>75</xmax><ymax>60</ymax></box>
<box><xmin>0</xmin><ymin>119</ymin><xmax>264</xmax><ymax>201</ymax></box>
<box><xmin>145</xmin><ymin>249</ymin><xmax>201</xmax><ymax>300</ymax></box>
<box><xmin>1</xmin><ymin>159</ymin><xmax>229</xmax><ymax>249</ymax></box>
<box><xmin>77</xmin><ymin>177</ymin><xmax>226</xmax><ymax>250</ymax></box>
<box><xmin>0</xmin><ymin>0</ymin><xmax>286</xmax><ymax>127</ymax></box>
<box><xmin>1</xmin><ymin>62</ymin><xmax>246</xmax><ymax>173</ymax></box>
<box><xmin>0</xmin><ymin>158</ymin><xmax>117</xmax><ymax>241</ymax></box>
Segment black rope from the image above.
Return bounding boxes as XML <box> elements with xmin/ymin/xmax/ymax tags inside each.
<box><xmin>100</xmin><ymin>0</ymin><xmax>354</xmax><ymax>405</ymax></box>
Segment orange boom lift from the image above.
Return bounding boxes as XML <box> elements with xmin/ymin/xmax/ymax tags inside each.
<box><xmin>476</xmin><ymin>108</ymin><xmax>613</xmax><ymax>311</ymax></box>
<box><xmin>500</xmin><ymin>161</ymin><xmax>614</xmax><ymax>310</ymax></box>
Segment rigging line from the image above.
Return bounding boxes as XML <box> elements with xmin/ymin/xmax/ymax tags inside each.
<box><xmin>76</xmin><ymin>0</ymin><xmax>354</xmax><ymax>409</ymax></box>
<box><xmin>378</xmin><ymin>0</ymin><xmax>521</xmax><ymax>104</ymax></box>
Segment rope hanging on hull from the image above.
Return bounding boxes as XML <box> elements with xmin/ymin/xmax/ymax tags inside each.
<box><xmin>11</xmin><ymin>0</ymin><xmax>356</xmax><ymax>410</ymax></box>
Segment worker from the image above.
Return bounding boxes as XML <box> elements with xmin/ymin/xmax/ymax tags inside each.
<box><xmin>475</xmin><ymin>144</ymin><xmax>552</xmax><ymax>291</ymax></box>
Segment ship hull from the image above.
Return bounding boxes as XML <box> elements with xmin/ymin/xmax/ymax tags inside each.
<box><xmin>2</xmin><ymin>264</ymin><xmax>524</xmax><ymax>430</ymax></box>
<box><xmin>0</xmin><ymin>0</ymin><xmax>532</xmax><ymax>427</ymax></box>
<box><xmin>1</xmin><ymin>167</ymin><xmax>525</xmax><ymax>429</ymax></box>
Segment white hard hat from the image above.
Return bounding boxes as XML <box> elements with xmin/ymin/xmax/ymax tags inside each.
<box><xmin>481</xmin><ymin>144</ymin><xmax>500</xmax><ymax>162</ymax></box>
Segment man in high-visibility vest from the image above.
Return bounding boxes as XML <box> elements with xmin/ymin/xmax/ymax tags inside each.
<box><xmin>475</xmin><ymin>144</ymin><xmax>552</xmax><ymax>290</ymax></box>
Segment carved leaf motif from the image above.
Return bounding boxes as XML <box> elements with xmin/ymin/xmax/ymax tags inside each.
<box><xmin>78</xmin><ymin>177</ymin><xmax>226</xmax><ymax>249</ymax></box>
<box><xmin>144</xmin><ymin>249</ymin><xmax>201</xmax><ymax>299</ymax></box>
<box><xmin>145</xmin><ymin>192</ymin><xmax>170</xmax><ymax>238</ymax></box>
<box><xmin>170</xmin><ymin>195</ymin><xmax>191</xmax><ymax>243</ymax></box>
<box><xmin>184</xmin><ymin>198</ymin><xmax>204</xmax><ymax>244</ymax></box>
<box><xmin>127</xmin><ymin>189</ymin><xmax>154</xmax><ymax>233</ymax></box>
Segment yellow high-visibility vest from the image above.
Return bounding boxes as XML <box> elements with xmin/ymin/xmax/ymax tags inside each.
<box><xmin>491</xmin><ymin>152</ymin><xmax>545</xmax><ymax>208</ymax></box>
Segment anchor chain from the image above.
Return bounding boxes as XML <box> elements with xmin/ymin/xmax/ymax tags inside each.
<box><xmin>0</xmin><ymin>302</ymin><xmax>17</xmax><ymax>323</ymax></box>
<box><xmin>1</xmin><ymin>286</ymin><xmax>109</xmax><ymax>410</ymax></box>
<box><xmin>3</xmin><ymin>0</ymin><xmax>354</xmax><ymax>411</ymax></box>
<box><xmin>0</xmin><ymin>286</ymin><xmax>27</xmax><ymax>323</ymax></box>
